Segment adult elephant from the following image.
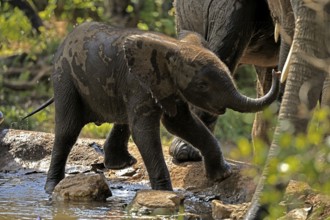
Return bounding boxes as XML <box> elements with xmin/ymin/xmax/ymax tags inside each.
<box><xmin>171</xmin><ymin>0</ymin><xmax>280</xmax><ymax>162</ymax></box>
<box><xmin>245</xmin><ymin>0</ymin><xmax>330</xmax><ymax>218</ymax></box>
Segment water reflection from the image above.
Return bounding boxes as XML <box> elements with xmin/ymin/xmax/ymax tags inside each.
<box><xmin>0</xmin><ymin>172</ymin><xmax>148</xmax><ymax>219</ymax></box>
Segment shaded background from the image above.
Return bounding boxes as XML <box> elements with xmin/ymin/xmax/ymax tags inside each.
<box><xmin>0</xmin><ymin>0</ymin><xmax>258</xmax><ymax>147</ymax></box>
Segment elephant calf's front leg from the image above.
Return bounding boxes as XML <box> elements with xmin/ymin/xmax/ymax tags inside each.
<box><xmin>162</xmin><ymin>103</ymin><xmax>232</xmax><ymax>182</ymax></box>
<box><xmin>128</xmin><ymin>102</ymin><xmax>172</xmax><ymax>190</ymax></box>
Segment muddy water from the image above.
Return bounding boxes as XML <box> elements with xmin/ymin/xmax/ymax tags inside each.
<box><xmin>0</xmin><ymin>170</ymin><xmax>149</xmax><ymax>219</ymax></box>
<box><xmin>0</xmin><ymin>169</ymin><xmax>212</xmax><ymax>219</ymax></box>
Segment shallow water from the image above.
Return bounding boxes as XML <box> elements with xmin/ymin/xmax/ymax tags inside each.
<box><xmin>0</xmin><ymin>170</ymin><xmax>149</xmax><ymax>220</ymax></box>
<box><xmin>0</xmin><ymin>170</ymin><xmax>213</xmax><ymax>219</ymax></box>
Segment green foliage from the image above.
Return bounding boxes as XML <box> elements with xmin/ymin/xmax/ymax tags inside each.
<box><xmin>0</xmin><ymin>3</ymin><xmax>34</xmax><ymax>55</ymax></box>
<box><xmin>244</xmin><ymin>107</ymin><xmax>330</xmax><ymax>219</ymax></box>
<box><xmin>216</xmin><ymin>109</ymin><xmax>255</xmax><ymax>143</ymax></box>
<box><xmin>0</xmin><ymin>1</ymin><xmax>60</xmax><ymax>57</ymax></box>
<box><xmin>214</xmin><ymin>65</ymin><xmax>258</xmax><ymax>143</ymax></box>
<box><xmin>80</xmin><ymin>123</ymin><xmax>113</xmax><ymax>139</ymax></box>
<box><xmin>135</xmin><ymin>0</ymin><xmax>175</xmax><ymax>36</ymax></box>
<box><xmin>53</xmin><ymin>0</ymin><xmax>105</xmax><ymax>23</ymax></box>
<box><xmin>275</xmin><ymin>108</ymin><xmax>330</xmax><ymax>191</ymax></box>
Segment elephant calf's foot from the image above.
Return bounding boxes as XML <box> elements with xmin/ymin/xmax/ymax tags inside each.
<box><xmin>150</xmin><ymin>177</ymin><xmax>173</xmax><ymax>191</ymax></box>
<box><xmin>45</xmin><ymin>178</ymin><xmax>62</xmax><ymax>194</ymax></box>
<box><xmin>208</xmin><ymin>162</ymin><xmax>232</xmax><ymax>182</ymax></box>
<box><xmin>169</xmin><ymin>138</ymin><xmax>202</xmax><ymax>163</ymax></box>
<box><xmin>104</xmin><ymin>153</ymin><xmax>137</xmax><ymax>170</ymax></box>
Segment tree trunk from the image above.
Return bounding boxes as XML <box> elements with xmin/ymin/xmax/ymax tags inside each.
<box><xmin>251</xmin><ymin>67</ymin><xmax>276</xmax><ymax>146</ymax></box>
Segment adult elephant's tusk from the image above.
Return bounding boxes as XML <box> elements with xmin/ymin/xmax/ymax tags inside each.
<box><xmin>280</xmin><ymin>41</ymin><xmax>294</xmax><ymax>83</ymax></box>
<box><xmin>274</xmin><ymin>22</ymin><xmax>280</xmax><ymax>43</ymax></box>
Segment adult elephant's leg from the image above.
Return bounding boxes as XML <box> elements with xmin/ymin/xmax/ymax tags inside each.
<box><xmin>103</xmin><ymin>123</ymin><xmax>137</xmax><ymax>170</ymax></box>
<box><xmin>321</xmin><ymin>75</ymin><xmax>330</xmax><ymax>107</ymax></box>
<box><xmin>163</xmin><ymin>101</ymin><xmax>231</xmax><ymax>181</ymax></box>
<box><xmin>251</xmin><ymin>67</ymin><xmax>276</xmax><ymax>146</ymax></box>
<box><xmin>321</xmin><ymin>74</ymin><xmax>330</xmax><ymax>136</ymax></box>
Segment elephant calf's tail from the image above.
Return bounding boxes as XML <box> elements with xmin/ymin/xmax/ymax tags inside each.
<box><xmin>21</xmin><ymin>97</ymin><xmax>54</xmax><ymax>120</ymax></box>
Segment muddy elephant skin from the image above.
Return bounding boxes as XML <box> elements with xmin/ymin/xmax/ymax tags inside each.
<box><xmin>45</xmin><ymin>22</ymin><xmax>280</xmax><ymax>194</ymax></box>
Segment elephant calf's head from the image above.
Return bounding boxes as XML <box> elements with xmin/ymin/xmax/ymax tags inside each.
<box><xmin>123</xmin><ymin>31</ymin><xmax>279</xmax><ymax>116</ymax></box>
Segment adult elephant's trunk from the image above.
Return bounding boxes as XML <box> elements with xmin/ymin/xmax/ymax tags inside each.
<box><xmin>227</xmin><ymin>70</ymin><xmax>280</xmax><ymax>113</ymax></box>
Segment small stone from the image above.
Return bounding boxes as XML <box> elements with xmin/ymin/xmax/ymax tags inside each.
<box><xmin>115</xmin><ymin>167</ymin><xmax>137</xmax><ymax>177</ymax></box>
<box><xmin>285</xmin><ymin>180</ymin><xmax>312</xmax><ymax>195</ymax></box>
<box><xmin>53</xmin><ymin>173</ymin><xmax>112</xmax><ymax>202</ymax></box>
<box><xmin>212</xmin><ymin>200</ymin><xmax>249</xmax><ymax>220</ymax></box>
<box><xmin>128</xmin><ymin>190</ymin><xmax>184</xmax><ymax>216</ymax></box>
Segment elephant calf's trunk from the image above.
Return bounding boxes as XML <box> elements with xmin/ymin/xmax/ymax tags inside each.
<box><xmin>229</xmin><ymin>70</ymin><xmax>280</xmax><ymax>113</ymax></box>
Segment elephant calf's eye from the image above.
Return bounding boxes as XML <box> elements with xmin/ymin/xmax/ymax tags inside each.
<box><xmin>195</xmin><ymin>82</ymin><xmax>209</xmax><ymax>92</ymax></box>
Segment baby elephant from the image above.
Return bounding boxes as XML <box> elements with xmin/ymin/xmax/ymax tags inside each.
<box><xmin>45</xmin><ymin>22</ymin><xmax>279</xmax><ymax>194</ymax></box>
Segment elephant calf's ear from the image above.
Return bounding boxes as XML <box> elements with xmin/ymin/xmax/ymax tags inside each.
<box><xmin>123</xmin><ymin>34</ymin><xmax>179</xmax><ymax>116</ymax></box>
<box><xmin>178</xmin><ymin>30</ymin><xmax>209</xmax><ymax>48</ymax></box>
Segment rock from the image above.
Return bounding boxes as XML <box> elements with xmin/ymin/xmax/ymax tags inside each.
<box><xmin>278</xmin><ymin>180</ymin><xmax>330</xmax><ymax>219</ymax></box>
<box><xmin>285</xmin><ymin>180</ymin><xmax>312</xmax><ymax>195</ymax></box>
<box><xmin>127</xmin><ymin>190</ymin><xmax>184</xmax><ymax>216</ymax></box>
<box><xmin>169</xmin><ymin>159</ymin><xmax>257</xmax><ymax>203</ymax></box>
<box><xmin>52</xmin><ymin>173</ymin><xmax>112</xmax><ymax>202</ymax></box>
<box><xmin>278</xmin><ymin>207</ymin><xmax>312</xmax><ymax>220</ymax></box>
<box><xmin>212</xmin><ymin>200</ymin><xmax>250</xmax><ymax>220</ymax></box>
<box><xmin>282</xmin><ymin>180</ymin><xmax>314</xmax><ymax>211</ymax></box>
<box><xmin>0</xmin><ymin>129</ymin><xmax>104</xmax><ymax>172</ymax></box>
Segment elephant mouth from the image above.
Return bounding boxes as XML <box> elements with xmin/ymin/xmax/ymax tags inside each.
<box><xmin>217</xmin><ymin>108</ymin><xmax>226</xmax><ymax>115</ymax></box>
<box><xmin>203</xmin><ymin>104</ymin><xmax>226</xmax><ymax>115</ymax></box>
<box><xmin>208</xmin><ymin>106</ymin><xmax>226</xmax><ymax>115</ymax></box>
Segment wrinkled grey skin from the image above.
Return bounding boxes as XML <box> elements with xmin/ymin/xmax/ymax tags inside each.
<box><xmin>172</xmin><ymin>0</ymin><xmax>281</xmax><ymax>162</ymax></box>
<box><xmin>45</xmin><ymin>22</ymin><xmax>279</xmax><ymax>194</ymax></box>
<box><xmin>245</xmin><ymin>0</ymin><xmax>330</xmax><ymax>219</ymax></box>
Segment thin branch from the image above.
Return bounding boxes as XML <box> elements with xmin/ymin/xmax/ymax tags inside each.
<box><xmin>3</xmin><ymin>66</ymin><xmax>52</xmax><ymax>91</ymax></box>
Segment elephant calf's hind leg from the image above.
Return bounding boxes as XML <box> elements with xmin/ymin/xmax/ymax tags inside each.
<box><xmin>169</xmin><ymin>109</ymin><xmax>218</xmax><ymax>163</ymax></box>
<box><xmin>104</xmin><ymin>123</ymin><xmax>137</xmax><ymax>170</ymax></box>
<box><xmin>45</xmin><ymin>116</ymin><xmax>84</xmax><ymax>194</ymax></box>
